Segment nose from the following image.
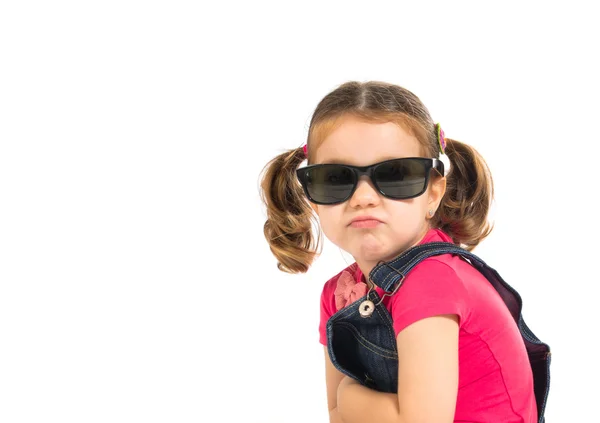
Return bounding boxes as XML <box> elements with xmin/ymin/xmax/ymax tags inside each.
<box><xmin>349</xmin><ymin>175</ymin><xmax>381</xmax><ymax>208</ymax></box>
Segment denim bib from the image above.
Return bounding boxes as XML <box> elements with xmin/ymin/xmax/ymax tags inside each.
<box><xmin>325</xmin><ymin>242</ymin><xmax>551</xmax><ymax>423</ymax></box>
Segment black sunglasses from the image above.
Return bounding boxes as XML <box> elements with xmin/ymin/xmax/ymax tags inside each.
<box><xmin>296</xmin><ymin>157</ymin><xmax>444</xmax><ymax>205</ymax></box>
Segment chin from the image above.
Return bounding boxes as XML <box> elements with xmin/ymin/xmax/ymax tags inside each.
<box><xmin>356</xmin><ymin>245</ymin><xmax>393</xmax><ymax>262</ymax></box>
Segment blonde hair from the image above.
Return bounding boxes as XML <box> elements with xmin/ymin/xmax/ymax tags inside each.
<box><xmin>259</xmin><ymin>80</ymin><xmax>494</xmax><ymax>274</ymax></box>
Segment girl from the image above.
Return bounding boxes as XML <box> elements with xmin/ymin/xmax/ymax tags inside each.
<box><xmin>259</xmin><ymin>81</ymin><xmax>543</xmax><ymax>423</ymax></box>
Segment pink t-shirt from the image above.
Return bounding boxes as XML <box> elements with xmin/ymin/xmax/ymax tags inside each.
<box><xmin>319</xmin><ymin>228</ymin><xmax>537</xmax><ymax>422</ymax></box>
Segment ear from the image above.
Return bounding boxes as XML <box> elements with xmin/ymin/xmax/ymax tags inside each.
<box><xmin>428</xmin><ymin>175</ymin><xmax>447</xmax><ymax>214</ymax></box>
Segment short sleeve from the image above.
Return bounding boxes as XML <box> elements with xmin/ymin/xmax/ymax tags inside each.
<box><xmin>389</xmin><ymin>258</ymin><xmax>469</xmax><ymax>337</ymax></box>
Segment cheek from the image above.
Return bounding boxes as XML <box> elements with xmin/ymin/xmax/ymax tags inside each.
<box><xmin>388</xmin><ymin>199</ymin><xmax>428</xmax><ymax>226</ymax></box>
<box><xmin>315</xmin><ymin>206</ymin><xmax>345</xmax><ymax>235</ymax></box>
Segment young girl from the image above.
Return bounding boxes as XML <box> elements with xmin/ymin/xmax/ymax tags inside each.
<box><xmin>259</xmin><ymin>81</ymin><xmax>543</xmax><ymax>423</ymax></box>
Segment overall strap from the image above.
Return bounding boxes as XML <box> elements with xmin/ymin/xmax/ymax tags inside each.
<box><xmin>368</xmin><ymin>242</ymin><xmax>523</xmax><ymax>322</ymax></box>
<box><xmin>369</xmin><ymin>242</ymin><xmax>484</xmax><ymax>293</ymax></box>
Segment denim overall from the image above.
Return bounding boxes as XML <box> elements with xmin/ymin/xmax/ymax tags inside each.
<box><xmin>326</xmin><ymin>242</ymin><xmax>551</xmax><ymax>423</ymax></box>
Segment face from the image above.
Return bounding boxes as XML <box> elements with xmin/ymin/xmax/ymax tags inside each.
<box><xmin>309</xmin><ymin>116</ymin><xmax>446</xmax><ymax>277</ymax></box>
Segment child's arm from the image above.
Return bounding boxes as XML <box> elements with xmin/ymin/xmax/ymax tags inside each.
<box><xmin>324</xmin><ymin>346</ymin><xmax>346</xmax><ymax>423</ymax></box>
<box><xmin>336</xmin><ymin>314</ymin><xmax>460</xmax><ymax>423</ymax></box>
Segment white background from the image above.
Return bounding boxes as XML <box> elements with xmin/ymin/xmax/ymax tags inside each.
<box><xmin>1</xmin><ymin>1</ymin><xmax>598</xmax><ymax>422</ymax></box>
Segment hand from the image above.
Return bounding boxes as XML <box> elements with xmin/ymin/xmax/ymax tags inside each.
<box><xmin>337</xmin><ymin>375</ymin><xmax>359</xmax><ymax>404</ymax></box>
<box><xmin>339</xmin><ymin>375</ymin><xmax>359</xmax><ymax>389</ymax></box>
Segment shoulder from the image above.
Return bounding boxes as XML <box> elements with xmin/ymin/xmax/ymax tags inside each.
<box><xmin>401</xmin><ymin>255</ymin><xmax>468</xmax><ymax>294</ymax></box>
<box><xmin>388</xmin><ymin>256</ymin><xmax>471</xmax><ymax>334</ymax></box>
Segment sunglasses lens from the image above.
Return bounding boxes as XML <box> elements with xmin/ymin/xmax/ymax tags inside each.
<box><xmin>305</xmin><ymin>165</ymin><xmax>355</xmax><ymax>204</ymax></box>
<box><xmin>374</xmin><ymin>159</ymin><xmax>428</xmax><ymax>198</ymax></box>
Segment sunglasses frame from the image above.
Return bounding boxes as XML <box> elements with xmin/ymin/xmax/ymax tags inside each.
<box><xmin>296</xmin><ymin>157</ymin><xmax>445</xmax><ymax>205</ymax></box>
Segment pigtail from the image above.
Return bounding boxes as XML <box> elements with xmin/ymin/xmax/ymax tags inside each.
<box><xmin>434</xmin><ymin>138</ymin><xmax>494</xmax><ymax>250</ymax></box>
<box><xmin>259</xmin><ymin>147</ymin><xmax>322</xmax><ymax>273</ymax></box>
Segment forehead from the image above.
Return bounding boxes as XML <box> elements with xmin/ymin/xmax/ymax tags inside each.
<box><xmin>313</xmin><ymin>117</ymin><xmax>423</xmax><ymax>166</ymax></box>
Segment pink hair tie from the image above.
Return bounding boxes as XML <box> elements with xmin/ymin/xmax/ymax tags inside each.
<box><xmin>302</xmin><ymin>144</ymin><xmax>308</xmax><ymax>157</ymax></box>
<box><xmin>435</xmin><ymin>123</ymin><xmax>446</xmax><ymax>154</ymax></box>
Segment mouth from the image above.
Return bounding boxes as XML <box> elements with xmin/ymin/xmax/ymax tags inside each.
<box><xmin>349</xmin><ymin>217</ymin><xmax>383</xmax><ymax>228</ymax></box>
